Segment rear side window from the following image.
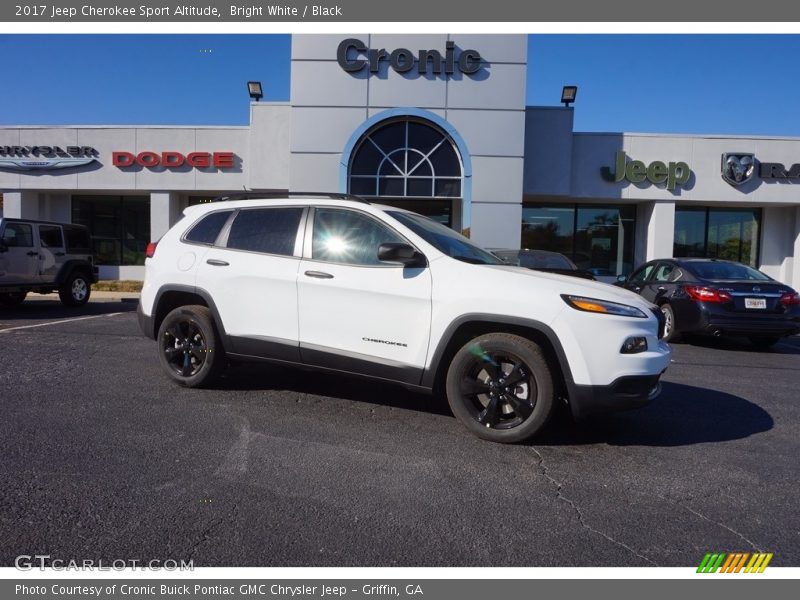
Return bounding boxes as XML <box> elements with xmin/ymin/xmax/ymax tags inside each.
<box><xmin>64</xmin><ymin>227</ymin><xmax>92</xmax><ymax>252</ymax></box>
<box><xmin>2</xmin><ymin>223</ymin><xmax>33</xmax><ymax>247</ymax></box>
<box><xmin>185</xmin><ymin>210</ymin><xmax>232</xmax><ymax>245</ymax></box>
<box><xmin>226</xmin><ymin>207</ymin><xmax>303</xmax><ymax>256</ymax></box>
<box><xmin>39</xmin><ymin>225</ymin><xmax>64</xmax><ymax>248</ymax></box>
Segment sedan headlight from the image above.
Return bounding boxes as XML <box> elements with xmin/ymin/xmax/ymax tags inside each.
<box><xmin>561</xmin><ymin>294</ymin><xmax>647</xmax><ymax>318</ymax></box>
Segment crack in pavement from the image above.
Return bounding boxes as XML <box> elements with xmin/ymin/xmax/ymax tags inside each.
<box><xmin>186</xmin><ymin>502</ymin><xmax>239</xmax><ymax>563</ymax></box>
<box><xmin>529</xmin><ymin>446</ymin><xmax>658</xmax><ymax>566</ymax></box>
<box><xmin>661</xmin><ymin>494</ymin><xmax>763</xmax><ymax>553</ymax></box>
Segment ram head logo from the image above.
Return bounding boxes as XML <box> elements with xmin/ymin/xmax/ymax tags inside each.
<box><xmin>721</xmin><ymin>153</ymin><xmax>756</xmax><ymax>186</ymax></box>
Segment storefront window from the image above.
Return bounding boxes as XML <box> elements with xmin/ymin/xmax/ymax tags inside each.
<box><xmin>521</xmin><ymin>204</ymin><xmax>636</xmax><ymax>276</ymax></box>
<box><xmin>673</xmin><ymin>207</ymin><xmax>761</xmax><ymax>267</ymax></box>
<box><xmin>349</xmin><ymin>119</ymin><xmax>462</xmax><ymax>200</ymax></box>
<box><xmin>72</xmin><ymin>195</ymin><xmax>150</xmax><ymax>266</ymax></box>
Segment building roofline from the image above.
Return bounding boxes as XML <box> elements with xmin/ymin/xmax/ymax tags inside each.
<box><xmin>0</xmin><ymin>124</ymin><xmax>251</xmax><ymax>130</ymax></box>
<box><xmin>573</xmin><ymin>131</ymin><xmax>800</xmax><ymax>142</ymax></box>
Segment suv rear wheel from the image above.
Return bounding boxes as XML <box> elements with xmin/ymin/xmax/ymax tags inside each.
<box><xmin>157</xmin><ymin>305</ymin><xmax>226</xmax><ymax>388</ymax></box>
<box><xmin>59</xmin><ymin>272</ymin><xmax>91</xmax><ymax>306</ymax></box>
<box><xmin>445</xmin><ymin>333</ymin><xmax>555</xmax><ymax>443</ymax></box>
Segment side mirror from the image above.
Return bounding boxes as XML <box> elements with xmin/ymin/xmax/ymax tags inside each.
<box><xmin>616</xmin><ymin>274</ymin><xmax>627</xmax><ymax>283</ymax></box>
<box><xmin>378</xmin><ymin>243</ymin><xmax>426</xmax><ymax>268</ymax></box>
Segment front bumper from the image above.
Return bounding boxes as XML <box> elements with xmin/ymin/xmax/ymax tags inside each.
<box><xmin>567</xmin><ymin>372</ymin><xmax>665</xmax><ymax>419</ymax></box>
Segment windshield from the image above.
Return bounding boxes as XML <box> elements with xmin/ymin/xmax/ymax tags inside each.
<box><xmin>689</xmin><ymin>261</ymin><xmax>771</xmax><ymax>281</ymax></box>
<box><xmin>387</xmin><ymin>211</ymin><xmax>503</xmax><ymax>265</ymax></box>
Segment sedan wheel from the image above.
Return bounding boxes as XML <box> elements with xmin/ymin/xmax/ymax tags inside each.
<box><xmin>660</xmin><ymin>304</ymin><xmax>681</xmax><ymax>343</ymax></box>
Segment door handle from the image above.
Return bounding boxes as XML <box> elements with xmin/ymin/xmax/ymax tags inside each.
<box><xmin>304</xmin><ymin>270</ymin><xmax>334</xmax><ymax>279</ymax></box>
<box><xmin>206</xmin><ymin>259</ymin><xmax>230</xmax><ymax>266</ymax></box>
<box><xmin>26</xmin><ymin>251</ymin><xmax>38</xmax><ymax>256</ymax></box>
<box><xmin>55</xmin><ymin>252</ymin><xmax>65</xmax><ymax>257</ymax></box>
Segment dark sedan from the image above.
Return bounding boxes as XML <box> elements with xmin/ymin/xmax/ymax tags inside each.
<box><xmin>490</xmin><ymin>249</ymin><xmax>596</xmax><ymax>280</ymax></box>
<box><xmin>616</xmin><ymin>258</ymin><xmax>800</xmax><ymax>348</ymax></box>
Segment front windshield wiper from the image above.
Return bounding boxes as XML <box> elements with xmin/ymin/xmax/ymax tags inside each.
<box><xmin>451</xmin><ymin>255</ymin><xmax>490</xmax><ymax>265</ymax></box>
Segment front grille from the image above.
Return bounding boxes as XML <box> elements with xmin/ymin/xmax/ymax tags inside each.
<box><xmin>651</xmin><ymin>307</ymin><xmax>666</xmax><ymax>339</ymax></box>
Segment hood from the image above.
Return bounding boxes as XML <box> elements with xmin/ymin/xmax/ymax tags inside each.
<box><xmin>482</xmin><ymin>263</ymin><xmax>654</xmax><ymax>307</ymax></box>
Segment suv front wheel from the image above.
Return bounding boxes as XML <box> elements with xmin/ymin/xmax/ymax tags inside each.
<box><xmin>157</xmin><ymin>305</ymin><xmax>226</xmax><ymax>388</ymax></box>
<box><xmin>445</xmin><ymin>333</ymin><xmax>555</xmax><ymax>443</ymax></box>
<box><xmin>59</xmin><ymin>272</ymin><xmax>92</xmax><ymax>307</ymax></box>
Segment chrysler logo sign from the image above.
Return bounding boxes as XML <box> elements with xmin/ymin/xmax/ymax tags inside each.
<box><xmin>0</xmin><ymin>145</ymin><xmax>98</xmax><ymax>171</ymax></box>
<box><xmin>721</xmin><ymin>153</ymin><xmax>755</xmax><ymax>186</ymax></box>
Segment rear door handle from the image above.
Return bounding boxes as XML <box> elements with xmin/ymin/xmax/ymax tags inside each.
<box><xmin>206</xmin><ymin>259</ymin><xmax>229</xmax><ymax>266</ymax></box>
<box><xmin>304</xmin><ymin>270</ymin><xmax>334</xmax><ymax>279</ymax></box>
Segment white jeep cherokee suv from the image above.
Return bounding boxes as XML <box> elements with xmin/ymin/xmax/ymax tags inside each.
<box><xmin>138</xmin><ymin>194</ymin><xmax>671</xmax><ymax>443</ymax></box>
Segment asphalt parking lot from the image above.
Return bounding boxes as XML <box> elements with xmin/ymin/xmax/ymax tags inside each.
<box><xmin>1</xmin><ymin>298</ymin><xmax>798</xmax><ymax>567</ymax></box>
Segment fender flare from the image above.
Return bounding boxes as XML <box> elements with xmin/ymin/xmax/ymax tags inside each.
<box><xmin>421</xmin><ymin>313</ymin><xmax>575</xmax><ymax>391</ymax></box>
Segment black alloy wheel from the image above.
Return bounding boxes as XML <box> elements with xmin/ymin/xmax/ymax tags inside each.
<box><xmin>445</xmin><ymin>333</ymin><xmax>554</xmax><ymax>443</ymax></box>
<box><xmin>157</xmin><ymin>305</ymin><xmax>225</xmax><ymax>387</ymax></box>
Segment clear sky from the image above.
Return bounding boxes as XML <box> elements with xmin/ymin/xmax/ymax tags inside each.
<box><xmin>1</xmin><ymin>34</ymin><xmax>799</xmax><ymax>137</ymax></box>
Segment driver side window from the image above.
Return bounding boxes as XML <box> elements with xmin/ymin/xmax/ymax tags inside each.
<box><xmin>312</xmin><ymin>208</ymin><xmax>404</xmax><ymax>266</ymax></box>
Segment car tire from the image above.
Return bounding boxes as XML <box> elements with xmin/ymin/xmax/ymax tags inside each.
<box><xmin>445</xmin><ymin>332</ymin><xmax>555</xmax><ymax>443</ymax></box>
<box><xmin>0</xmin><ymin>291</ymin><xmax>27</xmax><ymax>307</ymax></box>
<box><xmin>660</xmin><ymin>303</ymin><xmax>682</xmax><ymax>343</ymax></box>
<box><xmin>749</xmin><ymin>336</ymin><xmax>781</xmax><ymax>350</ymax></box>
<box><xmin>58</xmin><ymin>272</ymin><xmax>91</xmax><ymax>306</ymax></box>
<box><xmin>157</xmin><ymin>305</ymin><xmax>226</xmax><ymax>388</ymax></box>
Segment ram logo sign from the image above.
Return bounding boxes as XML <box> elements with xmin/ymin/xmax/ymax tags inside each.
<box><xmin>721</xmin><ymin>153</ymin><xmax>756</xmax><ymax>186</ymax></box>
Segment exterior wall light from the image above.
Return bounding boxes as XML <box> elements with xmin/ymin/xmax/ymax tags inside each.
<box><xmin>247</xmin><ymin>81</ymin><xmax>263</xmax><ymax>102</ymax></box>
<box><xmin>561</xmin><ymin>85</ymin><xmax>577</xmax><ymax>107</ymax></box>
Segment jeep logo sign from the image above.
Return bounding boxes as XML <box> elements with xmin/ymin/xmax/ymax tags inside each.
<box><xmin>336</xmin><ymin>38</ymin><xmax>482</xmax><ymax>75</ymax></box>
<box><xmin>601</xmin><ymin>151</ymin><xmax>690</xmax><ymax>191</ymax></box>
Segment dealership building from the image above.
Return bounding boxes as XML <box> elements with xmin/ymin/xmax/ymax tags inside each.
<box><xmin>1</xmin><ymin>34</ymin><xmax>800</xmax><ymax>287</ymax></box>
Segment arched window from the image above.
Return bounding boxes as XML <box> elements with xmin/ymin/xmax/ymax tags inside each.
<box><xmin>348</xmin><ymin>119</ymin><xmax>463</xmax><ymax>199</ymax></box>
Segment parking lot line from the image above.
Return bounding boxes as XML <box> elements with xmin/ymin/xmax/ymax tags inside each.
<box><xmin>0</xmin><ymin>313</ymin><xmax>124</xmax><ymax>333</ymax></box>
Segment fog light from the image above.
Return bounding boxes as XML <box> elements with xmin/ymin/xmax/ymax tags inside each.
<box><xmin>620</xmin><ymin>336</ymin><xmax>648</xmax><ymax>354</ymax></box>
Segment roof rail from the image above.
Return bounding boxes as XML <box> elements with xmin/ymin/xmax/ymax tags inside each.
<box><xmin>210</xmin><ymin>192</ymin><xmax>370</xmax><ymax>204</ymax></box>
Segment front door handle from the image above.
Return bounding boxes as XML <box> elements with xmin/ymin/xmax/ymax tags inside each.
<box><xmin>206</xmin><ymin>259</ymin><xmax>230</xmax><ymax>267</ymax></box>
<box><xmin>304</xmin><ymin>270</ymin><xmax>334</xmax><ymax>279</ymax></box>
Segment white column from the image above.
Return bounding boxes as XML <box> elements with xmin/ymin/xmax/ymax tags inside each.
<box><xmin>150</xmin><ymin>192</ymin><xmax>180</xmax><ymax>241</ymax></box>
<box><xmin>638</xmin><ymin>200</ymin><xmax>676</xmax><ymax>262</ymax></box>
<box><xmin>2</xmin><ymin>191</ymin><xmax>40</xmax><ymax>219</ymax></box>
<box><xmin>791</xmin><ymin>207</ymin><xmax>800</xmax><ymax>289</ymax></box>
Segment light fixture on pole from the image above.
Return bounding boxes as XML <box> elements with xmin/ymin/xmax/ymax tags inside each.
<box><xmin>247</xmin><ymin>81</ymin><xmax>263</xmax><ymax>102</ymax></box>
<box><xmin>561</xmin><ymin>85</ymin><xmax>577</xmax><ymax>107</ymax></box>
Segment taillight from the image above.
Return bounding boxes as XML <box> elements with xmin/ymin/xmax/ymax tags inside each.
<box><xmin>685</xmin><ymin>285</ymin><xmax>732</xmax><ymax>303</ymax></box>
<box><xmin>779</xmin><ymin>291</ymin><xmax>800</xmax><ymax>306</ymax></box>
<box><xmin>145</xmin><ymin>241</ymin><xmax>158</xmax><ymax>259</ymax></box>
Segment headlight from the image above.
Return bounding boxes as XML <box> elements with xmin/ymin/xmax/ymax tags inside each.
<box><xmin>561</xmin><ymin>294</ymin><xmax>647</xmax><ymax>318</ymax></box>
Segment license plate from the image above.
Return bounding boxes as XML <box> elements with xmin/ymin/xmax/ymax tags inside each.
<box><xmin>745</xmin><ymin>297</ymin><xmax>767</xmax><ymax>309</ymax></box>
